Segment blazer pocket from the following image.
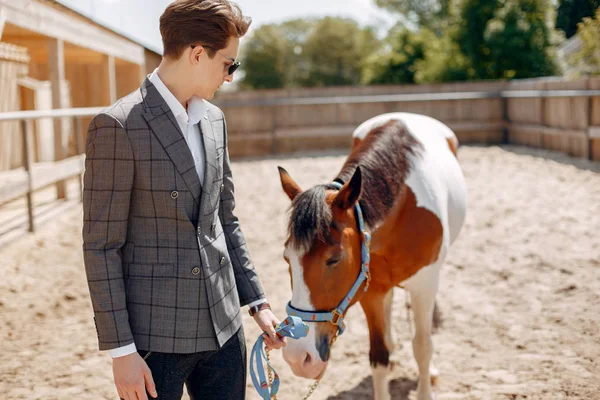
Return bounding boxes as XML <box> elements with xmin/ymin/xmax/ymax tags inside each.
<box><xmin>125</xmin><ymin>264</ymin><xmax>178</xmax><ymax>308</ymax></box>
<box><xmin>125</xmin><ymin>263</ymin><xmax>175</xmax><ymax>280</ymax></box>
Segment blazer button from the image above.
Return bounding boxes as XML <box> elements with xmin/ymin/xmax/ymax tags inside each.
<box><xmin>170</xmin><ymin>190</ymin><xmax>179</xmax><ymax>199</ymax></box>
<box><xmin>191</xmin><ymin>267</ymin><xmax>200</xmax><ymax>275</ymax></box>
<box><xmin>220</xmin><ymin>184</ymin><xmax>225</xmax><ymax>192</ymax></box>
<box><xmin>220</xmin><ymin>256</ymin><xmax>226</xmax><ymax>265</ymax></box>
<box><xmin>197</xmin><ymin>226</ymin><xmax>201</xmax><ymax>235</ymax></box>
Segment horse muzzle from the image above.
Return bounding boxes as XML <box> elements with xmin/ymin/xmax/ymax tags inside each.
<box><xmin>282</xmin><ymin>340</ymin><xmax>328</xmax><ymax>380</ymax></box>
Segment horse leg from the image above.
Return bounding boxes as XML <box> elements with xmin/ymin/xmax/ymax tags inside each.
<box><xmin>360</xmin><ymin>289</ymin><xmax>393</xmax><ymax>400</ymax></box>
<box><xmin>384</xmin><ymin>288</ymin><xmax>395</xmax><ymax>353</ymax></box>
<box><xmin>407</xmin><ymin>293</ymin><xmax>441</xmax><ymax>386</ymax></box>
<box><xmin>407</xmin><ymin>270</ymin><xmax>439</xmax><ymax>400</ymax></box>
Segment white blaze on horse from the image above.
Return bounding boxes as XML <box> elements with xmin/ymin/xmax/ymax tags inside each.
<box><xmin>278</xmin><ymin>113</ymin><xmax>468</xmax><ymax>400</ymax></box>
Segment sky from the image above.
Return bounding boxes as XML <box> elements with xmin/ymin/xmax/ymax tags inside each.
<box><xmin>55</xmin><ymin>0</ymin><xmax>396</xmax><ymax>54</ymax></box>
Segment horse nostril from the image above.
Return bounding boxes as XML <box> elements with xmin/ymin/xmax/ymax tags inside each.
<box><xmin>303</xmin><ymin>352</ymin><xmax>312</xmax><ymax>367</ymax></box>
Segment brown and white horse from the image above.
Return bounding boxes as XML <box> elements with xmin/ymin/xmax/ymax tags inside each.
<box><xmin>278</xmin><ymin>113</ymin><xmax>468</xmax><ymax>400</ymax></box>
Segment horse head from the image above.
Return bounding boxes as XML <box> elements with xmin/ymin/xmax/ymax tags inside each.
<box><xmin>278</xmin><ymin>166</ymin><xmax>369</xmax><ymax>380</ymax></box>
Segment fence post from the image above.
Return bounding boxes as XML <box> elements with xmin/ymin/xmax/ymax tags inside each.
<box><xmin>271</xmin><ymin>107</ymin><xmax>277</xmax><ymax>155</ymax></box>
<box><xmin>48</xmin><ymin>38</ymin><xmax>67</xmax><ymax>200</ymax></box>
<box><xmin>21</xmin><ymin>119</ymin><xmax>35</xmax><ymax>233</ymax></box>
<box><xmin>502</xmin><ymin>93</ymin><xmax>509</xmax><ymax>144</ymax></box>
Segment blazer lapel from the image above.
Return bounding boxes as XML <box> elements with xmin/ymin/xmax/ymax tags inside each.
<box><xmin>198</xmin><ymin>113</ymin><xmax>217</xmax><ymax>222</ymax></box>
<box><xmin>140</xmin><ymin>79</ymin><xmax>202</xmax><ymax>203</ymax></box>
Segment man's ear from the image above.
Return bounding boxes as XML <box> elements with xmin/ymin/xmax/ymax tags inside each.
<box><xmin>189</xmin><ymin>45</ymin><xmax>204</xmax><ymax>64</ymax></box>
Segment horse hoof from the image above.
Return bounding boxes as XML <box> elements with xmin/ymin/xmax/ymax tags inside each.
<box><xmin>429</xmin><ymin>366</ymin><xmax>440</xmax><ymax>386</ymax></box>
<box><xmin>430</xmin><ymin>373</ymin><xmax>438</xmax><ymax>386</ymax></box>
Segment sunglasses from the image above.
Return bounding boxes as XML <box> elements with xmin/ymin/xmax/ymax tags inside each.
<box><xmin>190</xmin><ymin>45</ymin><xmax>241</xmax><ymax>75</ymax></box>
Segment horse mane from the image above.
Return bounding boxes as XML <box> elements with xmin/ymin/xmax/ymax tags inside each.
<box><xmin>288</xmin><ymin>183</ymin><xmax>339</xmax><ymax>251</ymax></box>
<box><xmin>336</xmin><ymin>119</ymin><xmax>422</xmax><ymax>228</ymax></box>
<box><xmin>288</xmin><ymin>119</ymin><xmax>422</xmax><ymax>250</ymax></box>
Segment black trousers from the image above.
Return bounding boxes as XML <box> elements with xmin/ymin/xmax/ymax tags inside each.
<box><xmin>139</xmin><ymin>327</ymin><xmax>246</xmax><ymax>400</ymax></box>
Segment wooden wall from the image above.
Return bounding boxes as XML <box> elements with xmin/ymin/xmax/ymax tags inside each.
<box><xmin>214</xmin><ymin>78</ymin><xmax>600</xmax><ymax>161</ymax></box>
<box><xmin>506</xmin><ymin>77</ymin><xmax>600</xmax><ymax>160</ymax></box>
<box><xmin>0</xmin><ymin>43</ymin><xmax>29</xmax><ymax>170</ymax></box>
<box><xmin>215</xmin><ymin>81</ymin><xmax>508</xmax><ymax>158</ymax></box>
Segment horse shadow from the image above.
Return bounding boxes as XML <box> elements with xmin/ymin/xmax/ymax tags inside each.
<box><xmin>327</xmin><ymin>375</ymin><xmax>418</xmax><ymax>400</ymax></box>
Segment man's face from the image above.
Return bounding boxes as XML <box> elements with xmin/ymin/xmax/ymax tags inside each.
<box><xmin>190</xmin><ymin>36</ymin><xmax>240</xmax><ymax>100</ymax></box>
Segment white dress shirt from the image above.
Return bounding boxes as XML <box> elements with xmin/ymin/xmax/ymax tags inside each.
<box><xmin>109</xmin><ymin>70</ymin><xmax>266</xmax><ymax>358</ymax></box>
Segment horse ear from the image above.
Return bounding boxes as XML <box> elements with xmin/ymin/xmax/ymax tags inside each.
<box><xmin>334</xmin><ymin>167</ymin><xmax>362</xmax><ymax>210</ymax></box>
<box><xmin>278</xmin><ymin>166</ymin><xmax>302</xmax><ymax>201</ymax></box>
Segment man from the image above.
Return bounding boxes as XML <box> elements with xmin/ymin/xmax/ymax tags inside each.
<box><xmin>82</xmin><ymin>1</ymin><xmax>284</xmax><ymax>399</ymax></box>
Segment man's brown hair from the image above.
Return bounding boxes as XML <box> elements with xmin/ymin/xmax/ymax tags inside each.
<box><xmin>160</xmin><ymin>0</ymin><xmax>251</xmax><ymax>59</ymax></box>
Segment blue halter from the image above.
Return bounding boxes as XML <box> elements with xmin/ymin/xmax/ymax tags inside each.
<box><xmin>250</xmin><ymin>315</ymin><xmax>310</xmax><ymax>399</ymax></box>
<box><xmin>286</xmin><ymin>181</ymin><xmax>371</xmax><ymax>336</ymax></box>
<box><xmin>251</xmin><ymin>181</ymin><xmax>370</xmax><ymax>399</ymax></box>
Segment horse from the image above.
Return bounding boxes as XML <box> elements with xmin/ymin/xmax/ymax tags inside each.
<box><xmin>277</xmin><ymin>112</ymin><xmax>468</xmax><ymax>400</ymax></box>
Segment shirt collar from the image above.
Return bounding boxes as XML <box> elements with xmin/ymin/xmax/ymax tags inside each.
<box><xmin>186</xmin><ymin>97</ymin><xmax>207</xmax><ymax>125</ymax></box>
<box><xmin>149</xmin><ymin>68</ymin><xmax>206</xmax><ymax>125</ymax></box>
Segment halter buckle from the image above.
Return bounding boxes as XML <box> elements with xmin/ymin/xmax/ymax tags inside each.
<box><xmin>330</xmin><ymin>310</ymin><xmax>342</xmax><ymax>326</ymax></box>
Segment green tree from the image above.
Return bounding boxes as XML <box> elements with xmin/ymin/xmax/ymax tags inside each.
<box><xmin>455</xmin><ymin>0</ymin><xmax>501</xmax><ymax>78</ymax></box>
<box><xmin>241</xmin><ymin>17</ymin><xmax>380</xmax><ymax>89</ymax></box>
<box><xmin>364</xmin><ymin>28</ymin><xmax>430</xmax><ymax>84</ymax></box>
<box><xmin>556</xmin><ymin>0</ymin><xmax>600</xmax><ymax>38</ymax></box>
<box><xmin>568</xmin><ymin>8</ymin><xmax>600</xmax><ymax>74</ymax></box>
<box><xmin>265</xmin><ymin>19</ymin><xmax>316</xmax><ymax>85</ymax></box>
<box><xmin>455</xmin><ymin>0</ymin><xmax>558</xmax><ymax>80</ymax></box>
<box><xmin>486</xmin><ymin>0</ymin><xmax>559</xmax><ymax>78</ymax></box>
<box><xmin>374</xmin><ymin>0</ymin><xmax>454</xmax><ymax>33</ymax></box>
<box><xmin>240</xmin><ymin>24</ymin><xmax>288</xmax><ymax>89</ymax></box>
<box><xmin>414</xmin><ymin>30</ymin><xmax>473</xmax><ymax>82</ymax></box>
<box><xmin>300</xmin><ymin>17</ymin><xmax>380</xmax><ymax>87</ymax></box>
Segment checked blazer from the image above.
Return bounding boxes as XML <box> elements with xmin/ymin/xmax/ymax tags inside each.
<box><xmin>82</xmin><ymin>78</ymin><xmax>265</xmax><ymax>354</ymax></box>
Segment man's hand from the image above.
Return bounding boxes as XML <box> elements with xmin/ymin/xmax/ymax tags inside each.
<box><xmin>112</xmin><ymin>352</ymin><xmax>157</xmax><ymax>400</ymax></box>
<box><xmin>253</xmin><ymin>309</ymin><xmax>287</xmax><ymax>350</ymax></box>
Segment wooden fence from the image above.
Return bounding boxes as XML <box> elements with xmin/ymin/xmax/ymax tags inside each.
<box><xmin>215</xmin><ymin>81</ymin><xmax>507</xmax><ymax>158</ymax></box>
<box><xmin>0</xmin><ymin>77</ymin><xmax>599</xmax><ymax>238</ymax></box>
<box><xmin>0</xmin><ymin>107</ymin><xmax>102</xmax><ymax>233</ymax></box>
<box><xmin>213</xmin><ymin>77</ymin><xmax>600</xmax><ymax>160</ymax></box>
<box><xmin>504</xmin><ymin>77</ymin><xmax>600</xmax><ymax>160</ymax></box>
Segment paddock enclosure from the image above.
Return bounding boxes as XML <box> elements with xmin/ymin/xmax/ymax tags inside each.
<box><xmin>1</xmin><ymin>143</ymin><xmax>598</xmax><ymax>400</ymax></box>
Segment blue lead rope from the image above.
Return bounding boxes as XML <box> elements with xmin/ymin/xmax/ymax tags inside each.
<box><xmin>250</xmin><ymin>316</ymin><xmax>310</xmax><ymax>399</ymax></box>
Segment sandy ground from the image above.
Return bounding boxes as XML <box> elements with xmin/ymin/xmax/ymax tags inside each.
<box><xmin>1</xmin><ymin>145</ymin><xmax>599</xmax><ymax>400</ymax></box>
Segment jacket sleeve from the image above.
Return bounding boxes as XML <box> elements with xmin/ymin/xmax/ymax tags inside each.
<box><xmin>218</xmin><ymin>116</ymin><xmax>266</xmax><ymax>306</ymax></box>
<box><xmin>82</xmin><ymin>112</ymin><xmax>135</xmax><ymax>350</ymax></box>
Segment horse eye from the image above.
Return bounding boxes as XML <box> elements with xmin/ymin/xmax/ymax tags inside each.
<box><xmin>326</xmin><ymin>258</ymin><xmax>340</xmax><ymax>267</ymax></box>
